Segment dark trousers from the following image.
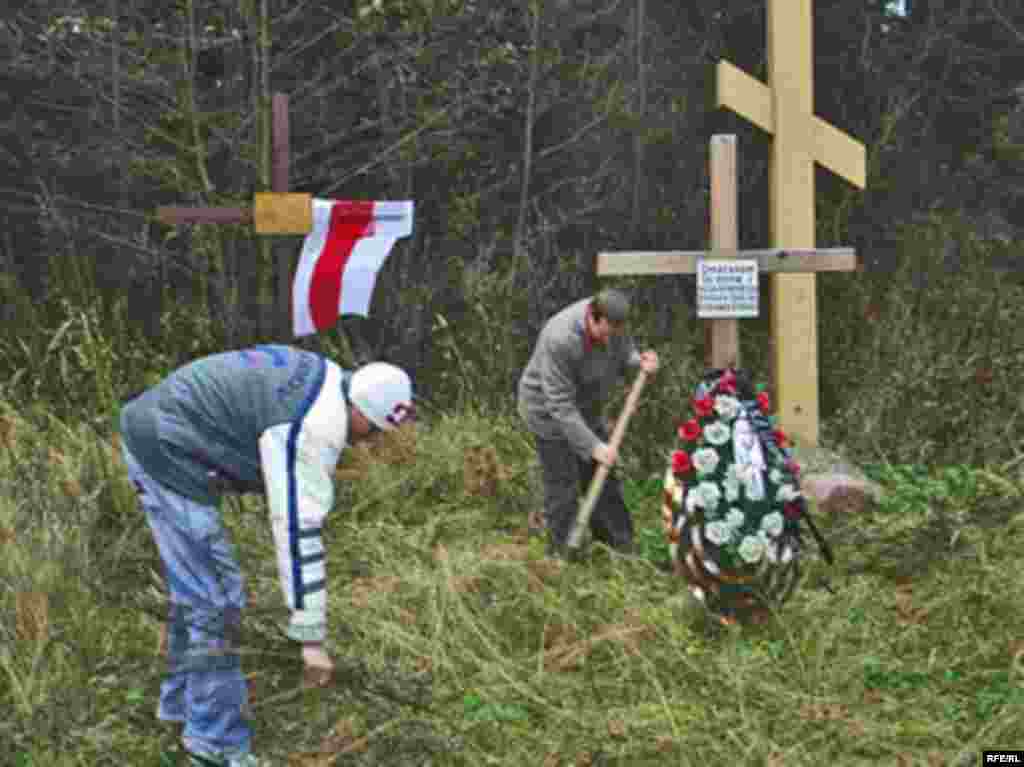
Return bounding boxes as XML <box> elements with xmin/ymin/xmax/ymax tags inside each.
<box><xmin>534</xmin><ymin>430</ymin><xmax>633</xmax><ymax>552</ymax></box>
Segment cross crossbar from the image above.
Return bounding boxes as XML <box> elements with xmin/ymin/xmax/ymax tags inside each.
<box><xmin>597</xmin><ymin>248</ymin><xmax>857</xmax><ymax>276</ymax></box>
<box><xmin>157</xmin><ymin>207</ymin><xmax>252</xmax><ymax>226</ymax></box>
<box><xmin>154</xmin><ymin>94</ymin><xmax>313</xmax><ymax>234</ymax></box>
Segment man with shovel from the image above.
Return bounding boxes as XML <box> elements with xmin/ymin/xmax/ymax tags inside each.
<box><xmin>120</xmin><ymin>346</ymin><xmax>413</xmax><ymax>767</ymax></box>
<box><xmin>518</xmin><ymin>289</ymin><xmax>658</xmax><ymax>558</ymax></box>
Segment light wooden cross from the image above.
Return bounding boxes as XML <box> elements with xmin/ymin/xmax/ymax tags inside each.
<box><xmin>599</xmin><ymin>133</ymin><xmax>856</xmax><ymax>374</ymax></box>
<box><xmin>599</xmin><ymin>0</ymin><xmax>866</xmax><ymax>447</ymax></box>
<box><xmin>157</xmin><ymin>93</ymin><xmax>312</xmax><ymax>235</ymax></box>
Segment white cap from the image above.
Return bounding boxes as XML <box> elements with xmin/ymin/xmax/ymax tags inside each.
<box><xmin>349</xmin><ymin>362</ymin><xmax>414</xmax><ymax>431</ymax></box>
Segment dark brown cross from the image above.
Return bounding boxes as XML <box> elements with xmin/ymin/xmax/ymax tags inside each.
<box><xmin>157</xmin><ymin>93</ymin><xmax>312</xmax><ymax>234</ymax></box>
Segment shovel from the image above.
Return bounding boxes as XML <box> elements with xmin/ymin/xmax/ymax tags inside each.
<box><xmin>567</xmin><ymin>370</ymin><xmax>649</xmax><ymax>553</ymax></box>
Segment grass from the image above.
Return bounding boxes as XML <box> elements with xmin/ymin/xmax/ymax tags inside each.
<box><xmin>2</xmin><ymin>215</ymin><xmax>1024</xmax><ymax>764</ymax></box>
<box><xmin>2</xmin><ymin>399</ymin><xmax>1023</xmax><ymax>767</ymax></box>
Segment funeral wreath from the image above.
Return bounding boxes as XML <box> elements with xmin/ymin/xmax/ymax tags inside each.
<box><xmin>662</xmin><ymin>367</ymin><xmax>832</xmax><ymax>624</ymax></box>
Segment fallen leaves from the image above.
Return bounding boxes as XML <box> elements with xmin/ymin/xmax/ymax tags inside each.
<box><xmin>799</xmin><ymin>701</ymin><xmax>851</xmax><ymax>722</ymax></box>
<box><xmin>414</xmin><ymin>655</ymin><xmax>433</xmax><ymax>674</ymax></box>
<box><xmin>15</xmin><ymin>591</ymin><xmax>49</xmax><ymax>643</ymax></box>
<box><xmin>319</xmin><ymin>717</ymin><xmax>368</xmax><ymax>755</ymax></box>
<box><xmin>542</xmin><ymin>621</ymin><xmax>655</xmax><ymax>672</ymax></box>
<box><xmin>62</xmin><ymin>478</ymin><xmax>82</xmax><ymax>499</ymax></box>
<box><xmin>606</xmin><ymin>718</ymin><xmax>627</xmax><ymax>739</ymax></box>
<box><xmin>288</xmin><ymin>718</ymin><xmax>369</xmax><ymax>766</ymax></box>
<box><xmin>892</xmin><ymin>584</ymin><xmax>930</xmax><ymax>625</ymax></box>
<box><xmin>448</xmin><ymin>575</ymin><xmax>483</xmax><ymax>594</ymax></box>
<box><xmin>798</xmin><ymin>700</ymin><xmax>868</xmax><ymax>738</ymax></box>
<box><xmin>349</xmin><ymin>576</ymin><xmax>402</xmax><ymax>608</ymax></box>
<box><xmin>463</xmin><ymin>444</ymin><xmax>511</xmax><ymax>497</ymax></box>
<box><xmin>527</xmin><ymin>558</ymin><xmax>563</xmax><ymax>592</ymax></box>
<box><xmin>336</xmin><ymin>425</ymin><xmax>418</xmax><ymax>482</ymax></box>
<box><xmin>862</xmin><ymin>689</ymin><xmax>884</xmax><ymax>705</ymax></box>
<box><xmin>0</xmin><ymin>416</ymin><xmax>15</xmax><ymax>448</ymax></box>
<box><xmin>480</xmin><ymin>542</ymin><xmax>531</xmax><ymax>561</ymax></box>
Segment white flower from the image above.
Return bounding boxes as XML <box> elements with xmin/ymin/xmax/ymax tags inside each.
<box><xmin>769</xmin><ymin>468</ymin><xmax>784</xmax><ymax>485</ymax></box>
<box><xmin>738</xmin><ymin>535</ymin><xmax>766</xmax><ymax>564</ymax></box>
<box><xmin>704</xmin><ymin>422</ymin><xmax>732</xmax><ymax>446</ymax></box>
<box><xmin>776</xmin><ymin>484</ymin><xmax>800</xmax><ymax>503</ymax></box>
<box><xmin>692</xmin><ymin>447</ymin><xmax>721</xmax><ymax>476</ymax></box>
<box><xmin>760</xmin><ymin>511</ymin><xmax>784</xmax><ymax>538</ymax></box>
<box><xmin>705</xmin><ymin>520</ymin><xmax>732</xmax><ymax>545</ymax></box>
<box><xmin>780</xmin><ymin>545</ymin><xmax>794</xmax><ymax>564</ymax></box>
<box><xmin>724</xmin><ymin>476</ymin><xmax>741</xmax><ymax>502</ymax></box>
<box><xmin>685</xmin><ymin>490</ymin><xmax>700</xmax><ymax>515</ymax></box>
<box><xmin>713</xmin><ymin>395</ymin><xmax>740</xmax><ymax>421</ymax></box>
<box><xmin>695</xmin><ymin>481</ymin><xmax>721</xmax><ymax>511</ymax></box>
<box><xmin>725</xmin><ymin>508</ymin><xmax>745</xmax><ymax>529</ymax></box>
<box><xmin>765</xmin><ymin>540</ymin><xmax>779</xmax><ymax>564</ymax></box>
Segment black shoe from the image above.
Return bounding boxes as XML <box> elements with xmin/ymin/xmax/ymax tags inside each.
<box><xmin>545</xmin><ymin>539</ymin><xmax>567</xmax><ymax>559</ymax></box>
<box><xmin>611</xmin><ymin>541</ymin><xmax>638</xmax><ymax>558</ymax></box>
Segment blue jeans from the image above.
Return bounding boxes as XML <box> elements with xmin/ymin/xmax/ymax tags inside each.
<box><xmin>122</xmin><ymin>446</ymin><xmax>251</xmax><ymax>759</ymax></box>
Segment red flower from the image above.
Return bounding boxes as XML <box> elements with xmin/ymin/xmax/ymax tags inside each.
<box><xmin>717</xmin><ymin>380</ymin><xmax>737</xmax><ymax>395</ymax></box>
<box><xmin>784</xmin><ymin>458</ymin><xmax>801</xmax><ymax>476</ymax></box>
<box><xmin>773</xmin><ymin>429</ymin><xmax>788</xmax><ymax>448</ymax></box>
<box><xmin>783</xmin><ymin>501</ymin><xmax>802</xmax><ymax>520</ymax></box>
<box><xmin>671</xmin><ymin>450</ymin><xmax>692</xmax><ymax>474</ymax></box>
<box><xmin>757</xmin><ymin>391</ymin><xmax>771</xmax><ymax>414</ymax></box>
<box><xmin>678</xmin><ymin>419</ymin><xmax>701</xmax><ymax>442</ymax></box>
<box><xmin>693</xmin><ymin>395</ymin><xmax>714</xmax><ymax>418</ymax></box>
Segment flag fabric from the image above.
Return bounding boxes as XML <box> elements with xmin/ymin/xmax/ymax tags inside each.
<box><xmin>292</xmin><ymin>199</ymin><xmax>414</xmax><ymax>337</ymax></box>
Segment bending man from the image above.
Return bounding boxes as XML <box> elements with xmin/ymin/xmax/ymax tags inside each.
<box><xmin>120</xmin><ymin>345</ymin><xmax>413</xmax><ymax>767</ymax></box>
<box><xmin>518</xmin><ymin>290</ymin><xmax>658</xmax><ymax>557</ymax></box>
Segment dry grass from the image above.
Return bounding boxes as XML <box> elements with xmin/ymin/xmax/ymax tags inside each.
<box><xmin>3</xmin><ymin>399</ymin><xmax>1022</xmax><ymax>767</ymax></box>
<box><xmin>3</xmin><ymin>234</ymin><xmax>1024</xmax><ymax>765</ymax></box>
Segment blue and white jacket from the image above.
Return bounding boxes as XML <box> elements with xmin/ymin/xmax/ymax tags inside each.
<box><xmin>120</xmin><ymin>345</ymin><xmax>348</xmax><ymax>643</ymax></box>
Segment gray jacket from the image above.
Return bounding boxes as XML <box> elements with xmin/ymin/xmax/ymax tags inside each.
<box><xmin>121</xmin><ymin>345</ymin><xmax>350</xmax><ymax>643</ymax></box>
<box><xmin>517</xmin><ymin>298</ymin><xmax>640</xmax><ymax>459</ymax></box>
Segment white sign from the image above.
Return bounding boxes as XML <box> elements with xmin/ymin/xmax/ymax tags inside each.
<box><xmin>697</xmin><ymin>259</ymin><xmax>759</xmax><ymax>318</ymax></box>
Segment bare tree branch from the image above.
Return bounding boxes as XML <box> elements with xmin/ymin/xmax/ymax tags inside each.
<box><xmin>987</xmin><ymin>0</ymin><xmax>1024</xmax><ymax>43</ymax></box>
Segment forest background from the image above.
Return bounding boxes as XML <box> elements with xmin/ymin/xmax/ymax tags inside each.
<box><xmin>2</xmin><ymin>1</ymin><xmax>1024</xmax><ymax>765</ymax></box>
<box><xmin>1</xmin><ymin>0</ymin><xmax>1022</xmax><ymax>466</ymax></box>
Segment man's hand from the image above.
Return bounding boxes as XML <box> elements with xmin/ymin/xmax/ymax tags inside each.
<box><xmin>592</xmin><ymin>442</ymin><xmax>618</xmax><ymax>467</ymax></box>
<box><xmin>639</xmin><ymin>350</ymin><xmax>659</xmax><ymax>374</ymax></box>
<box><xmin>302</xmin><ymin>642</ymin><xmax>334</xmax><ymax>688</ymax></box>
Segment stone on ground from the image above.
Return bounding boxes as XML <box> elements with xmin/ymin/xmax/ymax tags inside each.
<box><xmin>791</xmin><ymin>445</ymin><xmax>884</xmax><ymax>515</ymax></box>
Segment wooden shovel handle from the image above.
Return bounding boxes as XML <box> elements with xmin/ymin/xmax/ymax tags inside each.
<box><xmin>567</xmin><ymin>370</ymin><xmax>649</xmax><ymax>550</ymax></box>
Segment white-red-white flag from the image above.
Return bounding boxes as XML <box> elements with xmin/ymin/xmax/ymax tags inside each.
<box><xmin>292</xmin><ymin>199</ymin><xmax>414</xmax><ymax>337</ymax></box>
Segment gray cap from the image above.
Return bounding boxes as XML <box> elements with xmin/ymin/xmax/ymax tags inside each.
<box><xmin>593</xmin><ymin>289</ymin><xmax>631</xmax><ymax>323</ymax></box>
